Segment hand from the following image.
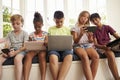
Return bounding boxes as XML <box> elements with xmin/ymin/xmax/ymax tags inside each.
<box><xmin>44</xmin><ymin>41</ymin><xmax>48</xmax><ymax>47</ymax></box>
<box><xmin>80</xmin><ymin>27</ymin><xmax>87</xmax><ymax>36</ymax></box>
<box><xmin>8</xmin><ymin>49</ymin><xmax>17</xmax><ymax>57</ymax></box>
<box><xmin>29</xmin><ymin>36</ymin><xmax>36</xmax><ymax>41</ymax></box>
<box><xmin>88</xmin><ymin>32</ymin><xmax>93</xmax><ymax>37</ymax></box>
<box><xmin>2</xmin><ymin>53</ymin><xmax>9</xmax><ymax>58</ymax></box>
<box><xmin>87</xmin><ymin>32</ymin><xmax>93</xmax><ymax>42</ymax></box>
<box><xmin>103</xmin><ymin>45</ymin><xmax>111</xmax><ymax>50</ymax></box>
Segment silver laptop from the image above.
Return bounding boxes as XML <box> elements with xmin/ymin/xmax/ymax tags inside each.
<box><xmin>25</xmin><ymin>41</ymin><xmax>46</xmax><ymax>50</ymax></box>
<box><xmin>48</xmin><ymin>35</ymin><xmax>73</xmax><ymax>51</ymax></box>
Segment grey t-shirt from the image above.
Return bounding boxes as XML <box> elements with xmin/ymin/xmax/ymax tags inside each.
<box><xmin>6</xmin><ymin>30</ymin><xmax>29</xmax><ymax>49</ymax></box>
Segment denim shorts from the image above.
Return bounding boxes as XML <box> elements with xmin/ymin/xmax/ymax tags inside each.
<box><xmin>48</xmin><ymin>50</ymin><xmax>73</xmax><ymax>60</ymax></box>
<box><xmin>74</xmin><ymin>43</ymin><xmax>94</xmax><ymax>49</ymax></box>
<box><xmin>11</xmin><ymin>47</ymin><xmax>27</xmax><ymax>55</ymax></box>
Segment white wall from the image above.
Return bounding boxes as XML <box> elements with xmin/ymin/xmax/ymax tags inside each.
<box><xmin>107</xmin><ymin>0</ymin><xmax>120</xmax><ymax>33</ymax></box>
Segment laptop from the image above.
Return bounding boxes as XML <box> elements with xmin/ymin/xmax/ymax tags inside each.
<box><xmin>48</xmin><ymin>35</ymin><xmax>73</xmax><ymax>51</ymax></box>
<box><xmin>25</xmin><ymin>41</ymin><xmax>46</xmax><ymax>50</ymax></box>
<box><xmin>106</xmin><ymin>38</ymin><xmax>120</xmax><ymax>47</ymax></box>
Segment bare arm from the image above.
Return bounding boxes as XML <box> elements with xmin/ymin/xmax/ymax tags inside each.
<box><xmin>87</xmin><ymin>32</ymin><xmax>94</xmax><ymax>43</ymax></box>
<box><xmin>71</xmin><ymin>31</ymin><xmax>83</xmax><ymax>44</ymax></box>
<box><xmin>112</xmin><ymin>32</ymin><xmax>120</xmax><ymax>39</ymax></box>
<box><xmin>44</xmin><ymin>36</ymin><xmax>48</xmax><ymax>46</ymax></box>
<box><xmin>71</xmin><ymin>27</ymin><xmax>86</xmax><ymax>44</ymax></box>
<box><xmin>93</xmin><ymin>37</ymin><xmax>107</xmax><ymax>50</ymax></box>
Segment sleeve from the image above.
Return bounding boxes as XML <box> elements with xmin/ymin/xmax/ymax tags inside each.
<box><xmin>71</xmin><ymin>26</ymin><xmax>76</xmax><ymax>32</ymax></box>
<box><xmin>66</xmin><ymin>27</ymin><xmax>71</xmax><ymax>35</ymax></box>
<box><xmin>107</xmin><ymin>25</ymin><xmax>116</xmax><ymax>35</ymax></box>
<box><xmin>23</xmin><ymin>31</ymin><xmax>29</xmax><ymax>42</ymax></box>
<box><xmin>43</xmin><ymin>31</ymin><xmax>48</xmax><ymax>36</ymax></box>
<box><xmin>29</xmin><ymin>32</ymin><xmax>34</xmax><ymax>37</ymax></box>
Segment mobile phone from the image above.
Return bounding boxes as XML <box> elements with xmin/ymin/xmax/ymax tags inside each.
<box><xmin>1</xmin><ymin>48</ymin><xmax>10</xmax><ymax>54</ymax></box>
<box><xmin>87</xmin><ymin>27</ymin><xmax>96</xmax><ymax>32</ymax></box>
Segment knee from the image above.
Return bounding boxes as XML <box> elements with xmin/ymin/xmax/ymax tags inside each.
<box><xmin>105</xmin><ymin>52</ymin><xmax>115</xmax><ymax>61</ymax></box>
<box><xmin>64</xmin><ymin>54</ymin><xmax>73</xmax><ymax>61</ymax></box>
<box><xmin>39</xmin><ymin>53</ymin><xmax>46</xmax><ymax>59</ymax></box>
<box><xmin>80</xmin><ymin>54</ymin><xmax>89</xmax><ymax>62</ymax></box>
<box><xmin>91</xmin><ymin>54</ymin><xmax>99</xmax><ymax>61</ymax></box>
<box><xmin>49</xmin><ymin>55</ymin><xmax>58</xmax><ymax>65</ymax></box>
<box><xmin>14</xmin><ymin>57</ymin><xmax>22</xmax><ymax>64</ymax></box>
<box><xmin>39</xmin><ymin>56</ymin><xmax>46</xmax><ymax>63</ymax></box>
<box><xmin>25</xmin><ymin>54</ymin><xmax>33</xmax><ymax>60</ymax></box>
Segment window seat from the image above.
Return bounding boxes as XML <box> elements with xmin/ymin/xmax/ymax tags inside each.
<box><xmin>2</xmin><ymin>56</ymin><xmax>120</xmax><ymax>80</ymax></box>
<box><xmin>2</xmin><ymin>51</ymin><xmax>120</xmax><ymax>65</ymax></box>
<box><xmin>1</xmin><ymin>38</ymin><xmax>120</xmax><ymax>80</ymax></box>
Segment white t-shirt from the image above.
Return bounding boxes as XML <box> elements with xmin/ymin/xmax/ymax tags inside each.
<box><xmin>71</xmin><ymin>25</ymin><xmax>89</xmax><ymax>44</ymax></box>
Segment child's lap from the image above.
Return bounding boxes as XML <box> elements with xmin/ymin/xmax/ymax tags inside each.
<box><xmin>48</xmin><ymin>50</ymin><xmax>73</xmax><ymax>61</ymax></box>
<box><xmin>74</xmin><ymin>43</ymin><xmax>98</xmax><ymax>57</ymax></box>
<box><xmin>74</xmin><ymin>43</ymin><xmax>94</xmax><ymax>49</ymax></box>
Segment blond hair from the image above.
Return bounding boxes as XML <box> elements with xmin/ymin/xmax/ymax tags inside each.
<box><xmin>78</xmin><ymin>11</ymin><xmax>90</xmax><ymax>26</ymax></box>
<box><xmin>10</xmin><ymin>14</ymin><xmax>24</xmax><ymax>24</ymax></box>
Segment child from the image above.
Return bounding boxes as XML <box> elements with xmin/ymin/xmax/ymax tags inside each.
<box><xmin>23</xmin><ymin>12</ymin><xmax>47</xmax><ymax>80</ymax></box>
<box><xmin>0</xmin><ymin>14</ymin><xmax>29</xmax><ymax>80</ymax></box>
<box><xmin>48</xmin><ymin>11</ymin><xmax>73</xmax><ymax>80</ymax></box>
<box><xmin>90</xmin><ymin>13</ymin><xmax>120</xmax><ymax>80</ymax></box>
<box><xmin>71</xmin><ymin>11</ymin><xmax>99</xmax><ymax>80</ymax></box>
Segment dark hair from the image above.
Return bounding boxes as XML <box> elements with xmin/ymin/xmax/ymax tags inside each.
<box><xmin>54</xmin><ymin>11</ymin><xmax>64</xmax><ymax>19</ymax></box>
<box><xmin>90</xmin><ymin>13</ymin><xmax>101</xmax><ymax>21</ymax></box>
<box><xmin>33</xmin><ymin>12</ymin><xmax>43</xmax><ymax>24</ymax></box>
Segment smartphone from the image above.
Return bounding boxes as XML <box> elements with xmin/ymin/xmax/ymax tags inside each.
<box><xmin>1</xmin><ymin>48</ymin><xmax>10</xmax><ymax>54</ymax></box>
<box><xmin>87</xmin><ymin>27</ymin><xmax>96</xmax><ymax>32</ymax></box>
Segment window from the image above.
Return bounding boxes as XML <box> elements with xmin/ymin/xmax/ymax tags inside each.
<box><xmin>1</xmin><ymin>0</ymin><xmax>107</xmax><ymax>37</ymax></box>
<box><xmin>2</xmin><ymin>0</ymin><xmax>20</xmax><ymax>14</ymax></box>
<box><xmin>67</xmin><ymin>0</ymin><xmax>83</xmax><ymax>27</ymax></box>
<box><xmin>24</xmin><ymin>0</ymin><xmax>44</xmax><ymax>34</ymax></box>
<box><xmin>89</xmin><ymin>0</ymin><xmax>107</xmax><ymax>24</ymax></box>
<box><xmin>46</xmin><ymin>0</ymin><xmax>64</xmax><ymax>26</ymax></box>
<box><xmin>2</xmin><ymin>0</ymin><xmax>20</xmax><ymax>37</ymax></box>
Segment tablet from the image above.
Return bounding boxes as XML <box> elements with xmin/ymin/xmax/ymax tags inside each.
<box><xmin>25</xmin><ymin>41</ymin><xmax>46</xmax><ymax>50</ymax></box>
<box><xmin>106</xmin><ymin>38</ymin><xmax>120</xmax><ymax>47</ymax></box>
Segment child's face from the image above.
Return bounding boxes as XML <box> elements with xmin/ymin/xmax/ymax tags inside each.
<box><xmin>12</xmin><ymin>20</ymin><xmax>23</xmax><ymax>31</ymax></box>
<box><xmin>34</xmin><ymin>21</ymin><xmax>43</xmax><ymax>32</ymax></box>
<box><xmin>79</xmin><ymin>13</ymin><xmax>89</xmax><ymax>25</ymax></box>
<box><xmin>54</xmin><ymin>18</ymin><xmax>64</xmax><ymax>28</ymax></box>
<box><xmin>91</xmin><ymin>18</ymin><xmax>101</xmax><ymax>26</ymax></box>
